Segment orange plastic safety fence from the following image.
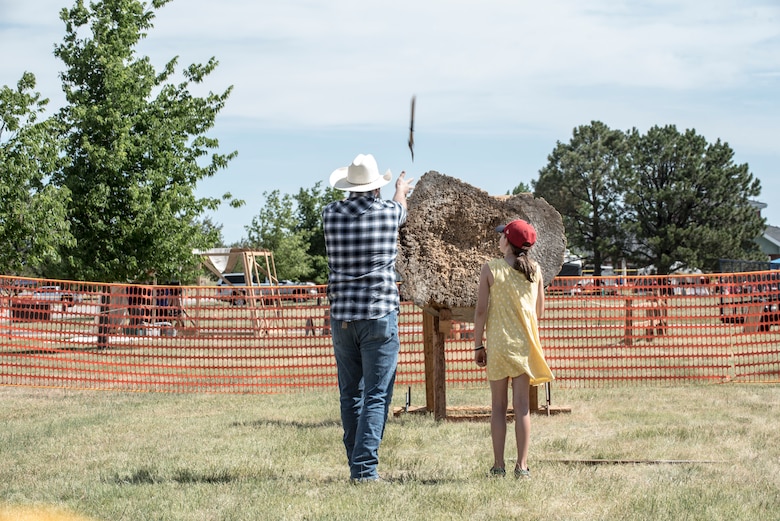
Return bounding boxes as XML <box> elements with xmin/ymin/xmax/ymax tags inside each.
<box><xmin>1</xmin><ymin>272</ymin><xmax>778</xmax><ymax>393</ymax></box>
<box><xmin>542</xmin><ymin>271</ymin><xmax>780</xmax><ymax>386</ymax></box>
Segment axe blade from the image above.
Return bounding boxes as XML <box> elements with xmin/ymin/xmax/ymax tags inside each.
<box><xmin>408</xmin><ymin>95</ymin><xmax>416</xmax><ymax>162</ymax></box>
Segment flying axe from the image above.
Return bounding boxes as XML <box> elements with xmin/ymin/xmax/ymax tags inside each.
<box><xmin>408</xmin><ymin>95</ymin><xmax>415</xmax><ymax>162</ymax></box>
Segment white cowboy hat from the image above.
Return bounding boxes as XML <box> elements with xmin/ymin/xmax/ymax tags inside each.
<box><xmin>329</xmin><ymin>154</ymin><xmax>392</xmax><ymax>192</ymax></box>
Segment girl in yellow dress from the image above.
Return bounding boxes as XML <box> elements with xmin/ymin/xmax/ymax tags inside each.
<box><xmin>473</xmin><ymin>219</ymin><xmax>554</xmax><ymax>478</ymax></box>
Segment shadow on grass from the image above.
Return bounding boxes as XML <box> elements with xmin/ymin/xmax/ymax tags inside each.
<box><xmin>230</xmin><ymin>418</ymin><xmax>341</xmax><ymax>429</ymax></box>
<box><xmin>110</xmin><ymin>467</ymin><xmax>238</xmax><ymax>485</ymax></box>
<box><xmin>108</xmin><ymin>467</ymin><xmax>464</xmax><ymax>486</ymax></box>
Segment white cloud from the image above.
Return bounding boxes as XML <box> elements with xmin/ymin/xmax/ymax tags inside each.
<box><xmin>2</xmin><ymin>0</ymin><xmax>779</xmax><ymax>241</ymax></box>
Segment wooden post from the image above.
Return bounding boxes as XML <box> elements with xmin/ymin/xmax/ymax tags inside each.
<box><xmin>422</xmin><ymin>311</ymin><xmax>435</xmax><ymax>413</ymax></box>
<box><xmin>438</xmin><ymin>308</ymin><xmax>452</xmax><ymax>336</ymax></box>
<box><xmin>432</xmin><ymin>309</ymin><xmax>449</xmax><ymax>421</ymax></box>
<box><xmin>529</xmin><ymin>384</ymin><xmax>539</xmax><ymax>413</ymax></box>
<box><xmin>743</xmin><ymin>299</ymin><xmax>763</xmax><ymax>333</ymax></box>
<box><xmin>624</xmin><ymin>297</ymin><xmax>634</xmax><ymax>346</ymax></box>
<box><xmin>422</xmin><ymin>308</ymin><xmax>449</xmax><ymax>421</ymax></box>
<box><xmin>96</xmin><ymin>287</ymin><xmax>110</xmax><ymax>350</ymax></box>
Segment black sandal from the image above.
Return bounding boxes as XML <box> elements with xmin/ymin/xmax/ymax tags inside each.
<box><xmin>488</xmin><ymin>466</ymin><xmax>506</xmax><ymax>477</ymax></box>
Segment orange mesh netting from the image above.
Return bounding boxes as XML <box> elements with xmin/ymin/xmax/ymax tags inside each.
<box><xmin>1</xmin><ymin>272</ymin><xmax>778</xmax><ymax>393</ymax></box>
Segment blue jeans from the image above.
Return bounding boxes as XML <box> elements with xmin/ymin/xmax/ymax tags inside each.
<box><xmin>332</xmin><ymin>310</ymin><xmax>399</xmax><ymax>480</ymax></box>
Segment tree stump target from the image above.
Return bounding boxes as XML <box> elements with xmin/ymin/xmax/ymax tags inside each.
<box><xmin>395</xmin><ymin>171</ymin><xmax>571</xmax><ymax>420</ymax></box>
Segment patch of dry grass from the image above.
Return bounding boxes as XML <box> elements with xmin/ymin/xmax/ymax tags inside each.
<box><xmin>1</xmin><ymin>384</ymin><xmax>778</xmax><ymax>520</ymax></box>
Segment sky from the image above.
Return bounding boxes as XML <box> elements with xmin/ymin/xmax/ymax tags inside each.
<box><xmin>1</xmin><ymin>0</ymin><xmax>779</xmax><ymax>244</ymax></box>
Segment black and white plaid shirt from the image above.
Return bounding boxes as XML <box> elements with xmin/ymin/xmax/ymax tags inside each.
<box><xmin>323</xmin><ymin>194</ymin><xmax>407</xmax><ymax>321</ymax></box>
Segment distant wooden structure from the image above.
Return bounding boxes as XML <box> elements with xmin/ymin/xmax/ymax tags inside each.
<box><xmin>197</xmin><ymin>248</ymin><xmax>279</xmax><ymax>336</ymax></box>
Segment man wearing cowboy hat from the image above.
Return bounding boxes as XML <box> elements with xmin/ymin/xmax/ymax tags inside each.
<box><xmin>323</xmin><ymin>153</ymin><xmax>414</xmax><ymax>483</ymax></box>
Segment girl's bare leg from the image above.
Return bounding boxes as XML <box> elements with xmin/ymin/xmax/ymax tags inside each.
<box><xmin>511</xmin><ymin>373</ymin><xmax>531</xmax><ymax>471</ymax></box>
<box><xmin>490</xmin><ymin>377</ymin><xmax>510</xmax><ymax>469</ymax></box>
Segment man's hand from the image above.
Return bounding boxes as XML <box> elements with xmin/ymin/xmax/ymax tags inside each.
<box><xmin>393</xmin><ymin>171</ymin><xmax>415</xmax><ymax>208</ymax></box>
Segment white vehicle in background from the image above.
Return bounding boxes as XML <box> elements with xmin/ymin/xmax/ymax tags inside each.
<box><xmin>216</xmin><ymin>273</ymin><xmax>261</xmax><ymax>304</ymax></box>
<box><xmin>216</xmin><ymin>274</ymin><xmax>318</xmax><ymax>306</ymax></box>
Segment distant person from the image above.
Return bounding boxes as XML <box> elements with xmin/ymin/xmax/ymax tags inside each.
<box><xmin>322</xmin><ymin>153</ymin><xmax>414</xmax><ymax>483</ymax></box>
<box><xmin>473</xmin><ymin>219</ymin><xmax>553</xmax><ymax>479</ymax></box>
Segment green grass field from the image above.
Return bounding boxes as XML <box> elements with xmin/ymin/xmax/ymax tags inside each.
<box><xmin>1</xmin><ymin>383</ymin><xmax>778</xmax><ymax>521</ymax></box>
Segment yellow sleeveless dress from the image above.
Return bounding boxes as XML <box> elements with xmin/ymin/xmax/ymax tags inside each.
<box><xmin>485</xmin><ymin>259</ymin><xmax>554</xmax><ymax>385</ymax></box>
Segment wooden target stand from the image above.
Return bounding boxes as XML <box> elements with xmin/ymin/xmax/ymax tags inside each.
<box><xmin>394</xmin><ymin>306</ymin><xmax>570</xmax><ymax>421</ymax></box>
<box><xmin>199</xmin><ymin>248</ymin><xmax>280</xmax><ymax>337</ymax></box>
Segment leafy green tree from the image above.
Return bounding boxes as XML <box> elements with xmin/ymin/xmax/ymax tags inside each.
<box><xmin>197</xmin><ymin>216</ymin><xmax>224</xmax><ymax>248</ymax></box>
<box><xmin>623</xmin><ymin>125</ymin><xmax>764</xmax><ymax>274</ymax></box>
<box><xmin>507</xmin><ymin>182</ymin><xmax>531</xmax><ymax>195</ymax></box>
<box><xmin>51</xmin><ymin>0</ymin><xmax>239</xmax><ymax>283</ymax></box>
<box><xmin>0</xmin><ymin>73</ymin><xmax>73</xmax><ymax>275</ymax></box>
<box><xmin>533</xmin><ymin>121</ymin><xmax>629</xmax><ymax>275</ymax></box>
<box><xmin>243</xmin><ymin>183</ymin><xmax>340</xmax><ymax>284</ymax></box>
<box><xmin>293</xmin><ymin>182</ymin><xmax>341</xmax><ymax>283</ymax></box>
<box><xmin>245</xmin><ymin>190</ymin><xmax>312</xmax><ymax>282</ymax></box>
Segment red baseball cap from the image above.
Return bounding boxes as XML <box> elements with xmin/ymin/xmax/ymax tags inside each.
<box><xmin>496</xmin><ymin>219</ymin><xmax>537</xmax><ymax>248</ymax></box>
